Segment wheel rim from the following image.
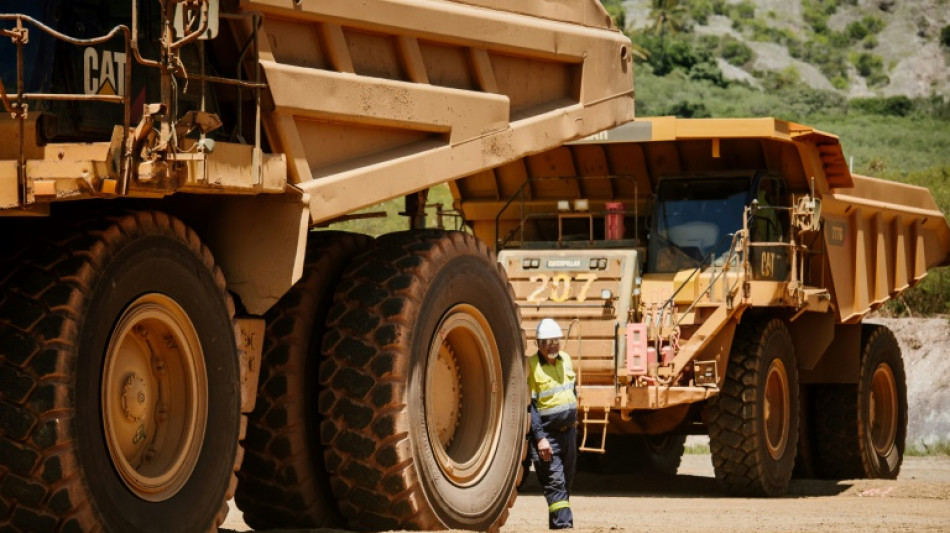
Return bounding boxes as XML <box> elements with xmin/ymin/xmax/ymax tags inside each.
<box><xmin>425</xmin><ymin>304</ymin><xmax>503</xmax><ymax>487</ymax></box>
<box><xmin>869</xmin><ymin>363</ymin><xmax>898</xmax><ymax>457</ymax></box>
<box><xmin>102</xmin><ymin>293</ymin><xmax>208</xmax><ymax>502</ymax></box>
<box><xmin>763</xmin><ymin>358</ymin><xmax>790</xmax><ymax>460</ymax></box>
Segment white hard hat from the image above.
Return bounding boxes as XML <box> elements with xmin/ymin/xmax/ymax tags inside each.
<box><xmin>536</xmin><ymin>318</ymin><xmax>563</xmax><ymax>340</ymax></box>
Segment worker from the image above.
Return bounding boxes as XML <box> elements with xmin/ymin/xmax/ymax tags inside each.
<box><xmin>527</xmin><ymin>318</ymin><xmax>578</xmax><ymax>529</ymax></box>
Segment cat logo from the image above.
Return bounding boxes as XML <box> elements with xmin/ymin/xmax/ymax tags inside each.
<box><xmin>83</xmin><ymin>48</ymin><xmax>127</xmax><ymax>96</ymax></box>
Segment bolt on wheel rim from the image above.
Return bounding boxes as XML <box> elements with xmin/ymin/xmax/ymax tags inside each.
<box><xmin>425</xmin><ymin>304</ymin><xmax>503</xmax><ymax>487</ymax></box>
<box><xmin>102</xmin><ymin>294</ymin><xmax>208</xmax><ymax>502</ymax></box>
<box><xmin>764</xmin><ymin>358</ymin><xmax>789</xmax><ymax>460</ymax></box>
<box><xmin>869</xmin><ymin>363</ymin><xmax>898</xmax><ymax>457</ymax></box>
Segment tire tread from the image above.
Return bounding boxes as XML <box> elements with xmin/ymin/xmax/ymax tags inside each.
<box><xmin>0</xmin><ymin>212</ymin><xmax>239</xmax><ymax>532</ymax></box>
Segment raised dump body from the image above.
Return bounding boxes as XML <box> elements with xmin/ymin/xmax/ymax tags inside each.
<box><xmin>454</xmin><ymin>116</ymin><xmax>950</xmax><ymax>494</ymax></box>
<box><xmin>0</xmin><ymin>2</ymin><xmax>633</xmax><ymax>532</ymax></box>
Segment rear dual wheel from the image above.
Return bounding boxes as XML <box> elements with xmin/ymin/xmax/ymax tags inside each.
<box><xmin>812</xmin><ymin>324</ymin><xmax>906</xmax><ymax>479</ymax></box>
<box><xmin>0</xmin><ymin>212</ymin><xmax>241</xmax><ymax>532</ymax></box>
<box><xmin>236</xmin><ymin>231</ymin><xmax>370</xmax><ymax>529</ymax></box>
<box><xmin>319</xmin><ymin>230</ymin><xmax>526</xmax><ymax>530</ymax></box>
<box><xmin>579</xmin><ymin>434</ymin><xmax>686</xmax><ymax>476</ymax></box>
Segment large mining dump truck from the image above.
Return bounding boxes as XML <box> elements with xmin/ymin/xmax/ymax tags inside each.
<box><xmin>0</xmin><ymin>1</ymin><xmax>634</xmax><ymax>531</ymax></box>
<box><xmin>452</xmin><ymin>116</ymin><xmax>950</xmax><ymax>496</ymax></box>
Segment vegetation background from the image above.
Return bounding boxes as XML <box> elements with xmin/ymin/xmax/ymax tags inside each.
<box><xmin>333</xmin><ymin>0</ymin><xmax>950</xmax><ymax>316</ymax></box>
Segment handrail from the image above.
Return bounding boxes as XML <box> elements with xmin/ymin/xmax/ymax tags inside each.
<box><xmin>655</xmin><ymin>230</ymin><xmax>737</xmax><ymax>324</ymax></box>
<box><xmin>0</xmin><ymin>13</ymin><xmax>131</xmax><ymax>205</ymax></box>
<box><xmin>673</xmin><ymin>230</ymin><xmax>745</xmax><ymax>328</ymax></box>
<box><xmin>494</xmin><ymin>175</ymin><xmax>640</xmax><ymax>253</ymax></box>
<box><xmin>1</xmin><ymin>3</ymin><xmax>266</xmax><ymax>203</ymax></box>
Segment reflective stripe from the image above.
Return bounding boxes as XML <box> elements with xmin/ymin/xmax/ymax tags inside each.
<box><xmin>537</xmin><ymin>382</ymin><xmax>573</xmax><ymax>399</ymax></box>
<box><xmin>528</xmin><ymin>352</ymin><xmax>576</xmax><ymax>414</ymax></box>
<box><xmin>538</xmin><ymin>401</ymin><xmax>577</xmax><ymax>417</ymax></box>
<box><xmin>548</xmin><ymin>500</ymin><xmax>571</xmax><ymax>512</ymax></box>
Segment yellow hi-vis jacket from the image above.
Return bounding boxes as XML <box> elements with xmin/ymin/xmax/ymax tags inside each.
<box><xmin>527</xmin><ymin>351</ymin><xmax>577</xmax><ymax>417</ymax></box>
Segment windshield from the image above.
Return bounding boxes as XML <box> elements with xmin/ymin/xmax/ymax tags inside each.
<box><xmin>648</xmin><ymin>178</ymin><xmax>749</xmax><ymax>273</ymax></box>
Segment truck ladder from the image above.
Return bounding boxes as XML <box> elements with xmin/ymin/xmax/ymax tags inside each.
<box><xmin>578</xmin><ymin>405</ymin><xmax>610</xmax><ymax>453</ymax></box>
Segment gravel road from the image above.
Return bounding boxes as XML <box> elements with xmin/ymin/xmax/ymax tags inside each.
<box><xmin>222</xmin><ymin>454</ymin><xmax>950</xmax><ymax>532</ymax></box>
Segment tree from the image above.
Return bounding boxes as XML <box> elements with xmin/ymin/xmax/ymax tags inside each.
<box><xmin>650</xmin><ymin>0</ymin><xmax>690</xmax><ymax>75</ymax></box>
<box><xmin>599</xmin><ymin>0</ymin><xmax>627</xmax><ymax>31</ymax></box>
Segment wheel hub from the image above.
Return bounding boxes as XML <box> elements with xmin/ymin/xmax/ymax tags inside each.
<box><xmin>869</xmin><ymin>363</ymin><xmax>898</xmax><ymax>457</ymax></box>
<box><xmin>121</xmin><ymin>373</ymin><xmax>149</xmax><ymax>422</ymax></box>
<box><xmin>431</xmin><ymin>344</ymin><xmax>462</xmax><ymax>448</ymax></box>
<box><xmin>102</xmin><ymin>294</ymin><xmax>207</xmax><ymax>502</ymax></box>
<box><xmin>425</xmin><ymin>304</ymin><xmax>503</xmax><ymax>488</ymax></box>
<box><xmin>764</xmin><ymin>359</ymin><xmax>789</xmax><ymax>460</ymax></box>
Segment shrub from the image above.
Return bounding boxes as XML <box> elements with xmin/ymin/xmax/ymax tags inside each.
<box><xmin>847</xmin><ymin>20</ymin><xmax>869</xmax><ymax>41</ymax></box>
<box><xmin>799</xmin><ymin>37</ymin><xmax>850</xmax><ymax>80</ymax></box>
<box><xmin>689</xmin><ymin>61</ymin><xmax>727</xmax><ymax>87</ymax></box>
<box><xmin>711</xmin><ymin>0</ymin><xmax>728</xmax><ymax>16</ymax></box>
<box><xmin>867</xmin><ymin>72</ymin><xmax>890</xmax><ymax>88</ymax></box>
<box><xmin>886</xmin><ymin>267</ymin><xmax>950</xmax><ymax>316</ymax></box>
<box><xmin>941</xmin><ymin>25</ymin><xmax>950</xmax><ymax>48</ymax></box>
<box><xmin>847</xmin><ymin>16</ymin><xmax>885</xmax><ymax>42</ymax></box>
<box><xmin>666</xmin><ymin>100</ymin><xmax>712</xmax><ymax>118</ymax></box>
<box><xmin>734</xmin><ymin>0</ymin><xmax>756</xmax><ymax>20</ymax></box>
<box><xmin>854</xmin><ymin>52</ymin><xmax>884</xmax><ymax>77</ymax></box>
<box><xmin>634</xmin><ymin>33</ymin><xmax>721</xmax><ymax>78</ymax></box>
<box><xmin>689</xmin><ymin>0</ymin><xmax>714</xmax><ymax>25</ymax></box>
<box><xmin>863</xmin><ymin>16</ymin><xmax>886</xmax><ymax>34</ymax></box>
<box><xmin>720</xmin><ymin>35</ymin><xmax>754</xmax><ymax>66</ymax></box>
<box><xmin>851</xmin><ymin>96</ymin><xmax>913</xmax><ymax>117</ymax></box>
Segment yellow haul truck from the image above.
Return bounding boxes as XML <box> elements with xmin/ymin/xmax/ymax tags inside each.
<box><xmin>0</xmin><ymin>2</ymin><xmax>634</xmax><ymax>531</ymax></box>
<box><xmin>452</xmin><ymin>116</ymin><xmax>950</xmax><ymax>496</ymax></box>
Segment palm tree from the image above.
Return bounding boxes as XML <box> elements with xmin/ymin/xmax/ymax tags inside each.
<box><xmin>650</xmin><ymin>0</ymin><xmax>689</xmax><ymax>74</ymax></box>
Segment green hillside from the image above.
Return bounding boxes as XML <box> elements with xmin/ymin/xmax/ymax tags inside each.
<box><xmin>600</xmin><ymin>0</ymin><xmax>950</xmax><ymax>315</ymax></box>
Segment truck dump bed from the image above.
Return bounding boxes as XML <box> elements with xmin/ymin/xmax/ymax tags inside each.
<box><xmin>456</xmin><ymin>116</ymin><xmax>950</xmax><ymax>326</ymax></box>
<box><xmin>244</xmin><ymin>0</ymin><xmax>634</xmax><ymax>223</ymax></box>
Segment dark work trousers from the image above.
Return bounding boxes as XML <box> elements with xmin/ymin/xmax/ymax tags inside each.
<box><xmin>532</xmin><ymin>426</ymin><xmax>578</xmax><ymax>529</ymax></box>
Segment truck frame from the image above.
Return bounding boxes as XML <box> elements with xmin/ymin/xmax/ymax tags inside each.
<box><xmin>0</xmin><ymin>1</ymin><xmax>634</xmax><ymax>531</ymax></box>
<box><xmin>453</xmin><ymin>116</ymin><xmax>950</xmax><ymax>495</ymax></box>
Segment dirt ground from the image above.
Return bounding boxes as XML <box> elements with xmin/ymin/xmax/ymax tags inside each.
<box><xmin>222</xmin><ymin>454</ymin><xmax>950</xmax><ymax>532</ymax></box>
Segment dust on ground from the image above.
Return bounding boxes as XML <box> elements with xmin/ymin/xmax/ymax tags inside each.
<box><xmin>222</xmin><ymin>455</ymin><xmax>950</xmax><ymax>533</ymax></box>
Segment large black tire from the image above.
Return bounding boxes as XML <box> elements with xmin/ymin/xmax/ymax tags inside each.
<box><xmin>236</xmin><ymin>231</ymin><xmax>370</xmax><ymax>529</ymax></box>
<box><xmin>579</xmin><ymin>434</ymin><xmax>686</xmax><ymax>476</ymax></box>
<box><xmin>707</xmin><ymin>318</ymin><xmax>799</xmax><ymax>496</ymax></box>
<box><xmin>319</xmin><ymin>230</ymin><xmax>526</xmax><ymax>530</ymax></box>
<box><xmin>641</xmin><ymin>434</ymin><xmax>687</xmax><ymax>475</ymax></box>
<box><xmin>812</xmin><ymin>324</ymin><xmax>906</xmax><ymax>479</ymax></box>
<box><xmin>0</xmin><ymin>212</ymin><xmax>241</xmax><ymax>532</ymax></box>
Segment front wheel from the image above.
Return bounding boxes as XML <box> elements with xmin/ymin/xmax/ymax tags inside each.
<box><xmin>320</xmin><ymin>230</ymin><xmax>526</xmax><ymax>530</ymax></box>
<box><xmin>707</xmin><ymin>318</ymin><xmax>799</xmax><ymax>496</ymax></box>
<box><xmin>0</xmin><ymin>212</ymin><xmax>241</xmax><ymax>532</ymax></box>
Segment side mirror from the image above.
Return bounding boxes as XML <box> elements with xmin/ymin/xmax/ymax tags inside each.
<box><xmin>174</xmin><ymin>0</ymin><xmax>220</xmax><ymax>40</ymax></box>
